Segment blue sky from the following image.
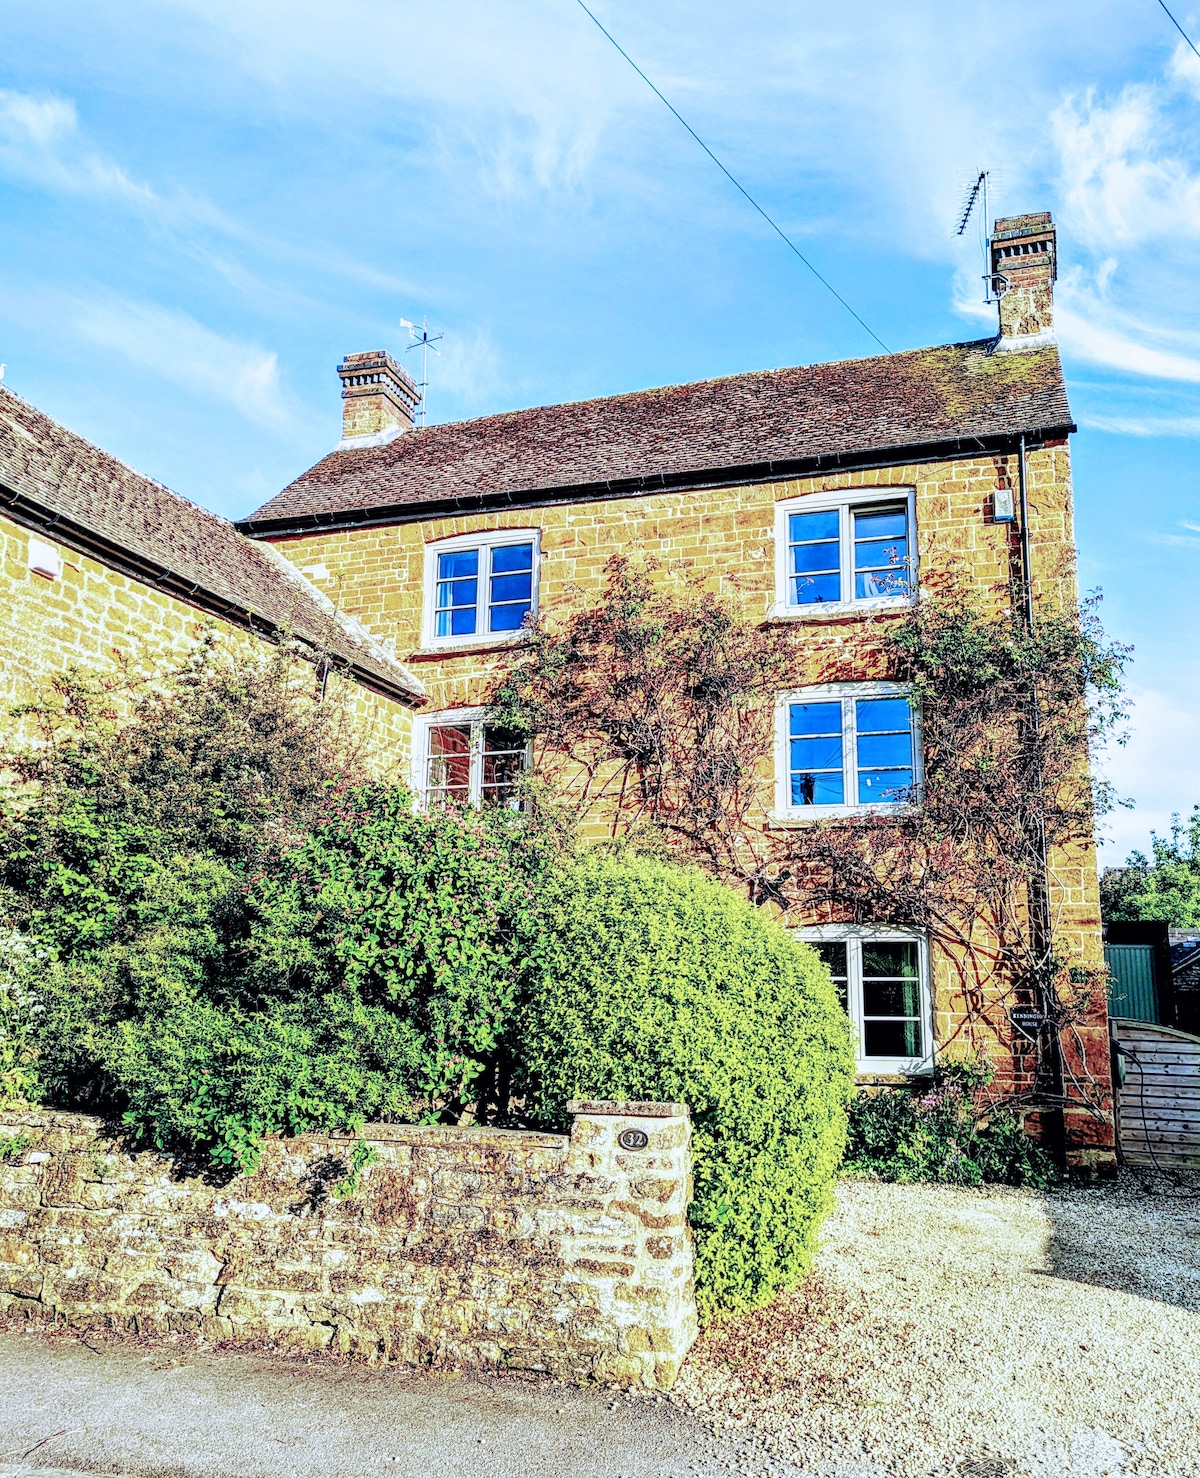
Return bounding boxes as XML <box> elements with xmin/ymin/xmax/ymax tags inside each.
<box><xmin>2</xmin><ymin>0</ymin><xmax>1199</xmax><ymax>864</ymax></box>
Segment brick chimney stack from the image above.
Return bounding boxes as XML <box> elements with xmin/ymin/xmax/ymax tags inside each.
<box><xmin>990</xmin><ymin>213</ymin><xmax>1056</xmax><ymax>349</ymax></box>
<box><xmin>337</xmin><ymin>351</ymin><xmax>421</xmax><ymax>448</ymax></box>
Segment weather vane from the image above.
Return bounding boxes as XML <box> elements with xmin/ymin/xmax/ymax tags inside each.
<box><xmin>399</xmin><ymin>317</ymin><xmax>443</xmax><ymax>428</ymax></box>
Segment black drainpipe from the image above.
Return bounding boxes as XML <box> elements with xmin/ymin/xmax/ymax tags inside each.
<box><xmin>1017</xmin><ymin>434</ymin><xmax>1066</xmax><ymax>1154</ymax></box>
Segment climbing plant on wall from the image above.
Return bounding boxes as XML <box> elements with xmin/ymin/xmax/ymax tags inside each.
<box><xmin>488</xmin><ymin>556</ymin><xmax>1129</xmax><ymax>1126</ymax></box>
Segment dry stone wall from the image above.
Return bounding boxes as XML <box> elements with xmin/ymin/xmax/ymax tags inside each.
<box><xmin>0</xmin><ymin>1101</ymin><xmax>696</xmax><ymax>1388</ymax></box>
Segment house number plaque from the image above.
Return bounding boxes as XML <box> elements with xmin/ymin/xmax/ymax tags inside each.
<box><xmin>617</xmin><ymin>1129</ymin><xmax>649</xmax><ymax>1151</ymax></box>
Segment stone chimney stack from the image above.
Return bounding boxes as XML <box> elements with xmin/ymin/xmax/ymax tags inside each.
<box><xmin>336</xmin><ymin>350</ymin><xmax>421</xmax><ymax>448</ymax></box>
<box><xmin>990</xmin><ymin>213</ymin><xmax>1056</xmax><ymax>349</ymax></box>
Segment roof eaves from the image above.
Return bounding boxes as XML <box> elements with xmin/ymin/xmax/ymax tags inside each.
<box><xmin>237</xmin><ymin>421</ymin><xmax>1077</xmax><ymax>539</ymax></box>
<box><xmin>0</xmin><ymin>480</ymin><xmax>424</xmax><ymax>708</ymax></box>
<box><xmin>256</xmin><ymin>541</ymin><xmax>425</xmax><ymax>703</ymax></box>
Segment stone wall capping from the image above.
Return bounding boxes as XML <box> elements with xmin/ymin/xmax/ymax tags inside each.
<box><xmin>339</xmin><ymin>1122</ymin><xmax>570</xmax><ymax>1151</ymax></box>
<box><xmin>567</xmin><ymin>1101</ymin><xmax>690</xmax><ymax>1119</ymax></box>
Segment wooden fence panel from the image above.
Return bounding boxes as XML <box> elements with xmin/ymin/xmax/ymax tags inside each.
<box><xmin>1111</xmin><ymin>1017</ymin><xmax>1200</xmax><ymax>1168</ymax></box>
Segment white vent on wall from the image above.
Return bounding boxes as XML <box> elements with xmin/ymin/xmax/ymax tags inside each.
<box><xmin>302</xmin><ymin>564</ymin><xmax>330</xmax><ymax>581</ymax></box>
<box><xmin>28</xmin><ymin>538</ymin><xmax>62</xmax><ymax>580</ymax></box>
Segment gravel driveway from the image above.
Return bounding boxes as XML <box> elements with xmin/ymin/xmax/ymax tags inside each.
<box><xmin>670</xmin><ymin>1170</ymin><xmax>1200</xmax><ymax>1478</ymax></box>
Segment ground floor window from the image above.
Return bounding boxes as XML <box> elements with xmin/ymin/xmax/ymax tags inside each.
<box><xmin>415</xmin><ymin>709</ymin><xmax>528</xmax><ymax>808</ymax></box>
<box><xmin>796</xmin><ymin>926</ymin><xmax>932</xmax><ymax>1073</ymax></box>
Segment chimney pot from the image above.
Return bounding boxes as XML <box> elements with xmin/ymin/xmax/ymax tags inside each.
<box><xmin>990</xmin><ymin>212</ymin><xmax>1056</xmax><ymax>349</ymax></box>
<box><xmin>336</xmin><ymin>350</ymin><xmax>420</xmax><ymax>448</ymax></box>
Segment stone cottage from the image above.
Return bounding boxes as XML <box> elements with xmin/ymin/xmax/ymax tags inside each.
<box><xmin>236</xmin><ymin>211</ymin><xmax>1113</xmax><ymax>1168</ymax></box>
<box><xmin>0</xmin><ymin>210</ymin><xmax>1115</xmax><ymax>1167</ymax></box>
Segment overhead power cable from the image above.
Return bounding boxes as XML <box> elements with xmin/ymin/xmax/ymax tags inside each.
<box><xmin>571</xmin><ymin>0</ymin><xmax>890</xmax><ymax>354</ymax></box>
<box><xmin>1157</xmin><ymin>0</ymin><xmax>1200</xmax><ymax>61</ymax></box>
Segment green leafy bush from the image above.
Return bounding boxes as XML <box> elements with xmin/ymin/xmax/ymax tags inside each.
<box><xmin>6</xmin><ymin>649</ymin><xmax>863</xmax><ymax>1321</ymax></box>
<box><xmin>32</xmin><ymin>786</ymin><xmax>560</xmax><ymax>1169</ymax></box>
<box><xmin>0</xmin><ymin>640</ymin><xmax>366</xmax><ymax>960</ymax></box>
<box><xmin>843</xmin><ymin>1057</ymin><xmax>1058</xmax><ymax>1187</ymax></box>
<box><xmin>512</xmin><ymin>851</ymin><xmax>856</xmax><ymax>1320</ymax></box>
<box><xmin>1101</xmin><ymin>806</ymin><xmax>1200</xmax><ymax>927</ymax></box>
<box><xmin>0</xmin><ymin>928</ymin><xmax>44</xmax><ymax>1107</ymax></box>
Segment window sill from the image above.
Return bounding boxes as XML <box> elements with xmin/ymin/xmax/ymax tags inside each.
<box><xmin>410</xmin><ymin>632</ymin><xmax>532</xmax><ymax>660</ymax></box>
<box><xmin>855</xmin><ymin>1063</ymin><xmax>934</xmax><ymax>1082</ymax></box>
<box><xmin>767</xmin><ymin>597</ymin><xmax>914</xmax><ymax>623</ymax></box>
<box><xmin>766</xmin><ymin>802</ymin><xmax>913</xmax><ymax>828</ymax></box>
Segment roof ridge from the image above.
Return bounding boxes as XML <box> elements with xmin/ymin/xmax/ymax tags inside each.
<box><xmin>382</xmin><ymin>336</ymin><xmax>1002</xmax><ymax>441</ymax></box>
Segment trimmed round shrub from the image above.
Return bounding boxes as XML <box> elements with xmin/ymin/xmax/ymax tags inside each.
<box><xmin>513</xmin><ymin>851</ymin><xmax>855</xmax><ymax>1320</ymax></box>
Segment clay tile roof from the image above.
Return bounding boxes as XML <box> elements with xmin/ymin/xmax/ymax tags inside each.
<box><xmin>242</xmin><ymin>338</ymin><xmax>1073</xmax><ymax>533</ymax></box>
<box><xmin>0</xmin><ymin>386</ymin><xmax>422</xmax><ymax>704</ymax></box>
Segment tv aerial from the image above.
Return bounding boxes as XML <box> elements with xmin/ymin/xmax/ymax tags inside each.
<box><xmin>956</xmin><ymin>171</ymin><xmax>1004</xmax><ymax>303</ymax></box>
<box><xmin>399</xmin><ymin>317</ymin><xmax>443</xmax><ymax>427</ymax></box>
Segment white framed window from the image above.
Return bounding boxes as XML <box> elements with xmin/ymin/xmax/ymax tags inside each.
<box><xmin>421</xmin><ymin>529</ymin><xmax>540</xmax><ymax>648</ymax></box>
<box><xmin>412</xmin><ymin>708</ymin><xmax>529</xmax><ymax>809</ymax></box>
<box><xmin>774</xmin><ymin>682</ymin><xmax>918</xmax><ymax>818</ymax></box>
<box><xmin>797</xmin><ymin>924</ymin><xmax>933</xmax><ymax>1073</ymax></box>
<box><xmin>772</xmin><ymin>489</ymin><xmax>915</xmax><ymax>617</ymax></box>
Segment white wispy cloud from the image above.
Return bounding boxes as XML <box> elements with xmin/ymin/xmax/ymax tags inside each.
<box><xmin>1079</xmin><ymin>412</ymin><xmax>1200</xmax><ymax>437</ymax></box>
<box><xmin>0</xmin><ymin>84</ymin><xmax>415</xmax><ymax>306</ymax></box>
<box><xmin>1043</xmin><ymin>42</ymin><xmax>1200</xmax><ymax>407</ymax></box>
<box><xmin>1166</xmin><ymin>36</ymin><xmax>1200</xmax><ymax>99</ymax></box>
<box><xmin>0</xmin><ymin>84</ymin><xmax>249</xmax><ymax>244</ymax></box>
<box><xmin>428</xmin><ymin>325</ymin><xmax>505</xmax><ymax>410</ymax></box>
<box><xmin>1056</xmin><ymin>300</ymin><xmax>1200</xmax><ymax>382</ymax></box>
<box><xmin>73</xmin><ymin>296</ymin><xmax>292</xmax><ymax>429</ymax></box>
<box><xmin>1052</xmin><ymin>78</ymin><xmax>1200</xmax><ymax>250</ymax></box>
<box><xmin>157</xmin><ymin>0</ymin><xmax>631</xmax><ymax>200</ymax></box>
<box><xmin>0</xmin><ymin>89</ymin><xmax>159</xmax><ymax>207</ymax></box>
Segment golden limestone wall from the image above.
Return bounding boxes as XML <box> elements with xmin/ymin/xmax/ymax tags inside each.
<box><xmin>268</xmin><ymin>442</ymin><xmax>1112</xmax><ymax>1162</ymax></box>
<box><xmin>0</xmin><ymin>510</ymin><xmax>413</xmax><ymax>778</ymax></box>
<box><xmin>0</xmin><ymin>1103</ymin><xmax>697</xmax><ymax>1388</ymax></box>
<box><xmin>268</xmin><ymin>446</ymin><xmax>1071</xmax><ymax>708</ymax></box>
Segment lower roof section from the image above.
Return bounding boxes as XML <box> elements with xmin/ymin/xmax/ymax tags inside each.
<box><xmin>0</xmin><ymin>386</ymin><xmax>423</xmax><ymax>706</ymax></box>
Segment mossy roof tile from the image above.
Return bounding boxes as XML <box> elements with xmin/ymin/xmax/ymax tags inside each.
<box><xmin>245</xmin><ymin>338</ymin><xmax>1072</xmax><ymax>530</ymax></box>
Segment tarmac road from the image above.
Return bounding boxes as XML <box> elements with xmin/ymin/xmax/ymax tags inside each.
<box><xmin>0</xmin><ymin>1329</ymin><xmax>793</xmax><ymax>1478</ymax></box>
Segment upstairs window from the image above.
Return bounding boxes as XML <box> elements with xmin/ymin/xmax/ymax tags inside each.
<box><xmin>799</xmin><ymin>927</ymin><xmax>931</xmax><ymax>1071</ymax></box>
<box><xmin>777</xmin><ymin>683</ymin><xmax>917</xmax><ymax>816</ymax></box>
<box><xmin>776</xmin><ymin>492</ymin><xmax>914</xmax><ymax>614</ymax></box>
<box><xmin>418</xmin><ymin>711</ymin><xmax>528</xmax><ymax>809</ymax></box>
<box><xmin>424</xmin><ymin>530</ymin><xmax>539</xmax><ymax>646</ymax></box>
